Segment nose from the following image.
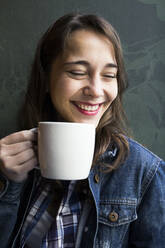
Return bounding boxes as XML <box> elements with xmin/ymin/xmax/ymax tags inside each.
<box><xmin>83</xmin><ymin>76</ymin><xmax>104</xmax><ymax>98</ymax></box>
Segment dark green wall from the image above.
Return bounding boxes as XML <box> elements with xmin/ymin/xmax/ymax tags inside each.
<box><xmin>0</xmin><ymin>0</ymin><xmax>165</xmax><ymax>159</ymax></box>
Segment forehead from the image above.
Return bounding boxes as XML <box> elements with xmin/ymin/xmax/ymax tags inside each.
<box><xmin>61</xmin><ymin>29</ymin><xmax>116</xmax><ymax>62</ymax></box>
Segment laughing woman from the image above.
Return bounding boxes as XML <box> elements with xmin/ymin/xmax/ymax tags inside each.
<box><xmin>0</xmin><ymin>13</ymin><xmax>165</xmax><ymax>248</ymax></box>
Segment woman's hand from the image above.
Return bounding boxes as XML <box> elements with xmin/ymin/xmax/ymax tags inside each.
<box><xmin>0</xmin><ymin>130</ymin><xmax>38</xmax><ymax>182</ymax></box>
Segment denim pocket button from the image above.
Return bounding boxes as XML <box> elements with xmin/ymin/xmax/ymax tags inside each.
<box><xmin>109</xmin><ymin>211</ymin><xmax>119</xmax><ymax>222</ymax></box>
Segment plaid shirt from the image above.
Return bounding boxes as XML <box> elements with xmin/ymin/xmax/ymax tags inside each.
<box><xmin>21</xmin><ymin>178</ymin><xmax>81</xmax><ymax>248</ymax></box>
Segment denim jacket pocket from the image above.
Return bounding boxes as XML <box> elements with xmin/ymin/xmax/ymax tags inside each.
<box><xmin>96</xmin><ymin>199</ymin><xmax>137</xmax><ymax>248</ymax></box>
<box><xmin>99</xmin><ymin>198</ymin><xmax>137</xmax><ymax>226</ymax></box>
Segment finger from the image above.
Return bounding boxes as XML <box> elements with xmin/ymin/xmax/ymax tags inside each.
<box><xmin>16</xmin><ymin>148</ymin><xmax>36</xmax><ymax>165</ymax></box>
<box><xmin>1</xmin><ymin>129</ymin><xmax>37</xmax><ymax>145</ymax></box>
<box><xmin>0</xmin><ymin>141</ymin><xmax>34</xmax><ymax>157</ymax></box>
<box><xmin>3</xmin><ymin>148</ymin><xmax>36</xmax><ymax>167</ymax></box>
<box><xmin>14</xmin><ymin>157</ymin><xmax>38</xmax><ymax>174</ymax></box>
<box><xmin>3</xmin><ymin>157</ymin><xmax>38</xmax><ymax>182</ymax></box>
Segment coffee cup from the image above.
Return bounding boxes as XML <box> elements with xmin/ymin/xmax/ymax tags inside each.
<box><xmin>38</xmin><ymin>122</ymin><xmax>95</xmax><ymax>180</ymax></box>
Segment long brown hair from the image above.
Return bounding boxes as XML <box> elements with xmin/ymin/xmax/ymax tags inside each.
<box><xmin>22</xmin><ymin>13</ymin><xmax>130</xmax><ymax>172</ymax></box>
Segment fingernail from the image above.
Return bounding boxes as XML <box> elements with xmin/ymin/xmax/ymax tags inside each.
<box><xmin>34</xmin><ymin>166</ymin><xmax>40</xmax><ymax>170</ymax></box>
<box><xmin>30</xmin><ymin>128</ymin><xmax>38</xmax><ymax>133</ymax></box>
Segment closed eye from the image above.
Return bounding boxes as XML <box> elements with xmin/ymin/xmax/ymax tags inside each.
<box><xmin>67</xmin><ymin>71</ymin><xmax>86</xmax><ymax>76</ymax></box>
<box><xmin>103</xmin><ymin>74</ymin><xmax>116</xmax><ymax>78</ymax></box>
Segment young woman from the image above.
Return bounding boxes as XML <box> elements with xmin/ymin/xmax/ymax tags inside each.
<box><xmin>0</xmin><ymin>13</ymin><xmax>165</xmax><ymax>248</ymax></box>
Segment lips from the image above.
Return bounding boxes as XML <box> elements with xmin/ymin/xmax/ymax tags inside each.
<box><xmin>73</xmin><ymin>101</ymin><xmax>101</xmax><ymax>116</ymax></box>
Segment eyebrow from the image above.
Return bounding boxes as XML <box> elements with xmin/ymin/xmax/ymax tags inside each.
<box><xmin>63</xmin><ymin>60</ymin><xmax>118</xmax><ymax>69</ymax></box>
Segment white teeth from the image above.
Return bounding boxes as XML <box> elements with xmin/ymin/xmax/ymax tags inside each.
<box><xmin>77</xmin><ymin>104</ymin><xmax>99</xmax><ymax>111</ymax></box>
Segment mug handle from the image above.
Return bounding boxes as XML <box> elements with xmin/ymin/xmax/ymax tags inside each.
<box><xmin>29</xmin><ymin>128</ymin><xmax>40</xmax><ymax>170</ymax></box>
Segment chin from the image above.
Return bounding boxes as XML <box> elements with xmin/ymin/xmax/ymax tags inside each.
<box><xmin>75</xmin><ymin>119</ymin><xmax>99</xmax><ymax>127</ymax></box>
<box><xmin>62</xmin><ymin>112</ymin><xmax>101</xmax><ymax>127</ymax></box>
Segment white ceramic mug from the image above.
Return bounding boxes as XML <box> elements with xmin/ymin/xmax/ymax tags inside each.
<box><xmin>38</xmin><ymin>122</ymin><xmax>95</xmax><ymax>180</ymax></box>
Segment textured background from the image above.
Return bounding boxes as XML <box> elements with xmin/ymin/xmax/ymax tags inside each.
<box><xmin>0</xmin><ymin>0</ymin><xmax>165</xmax><ymax>159</ymax></box>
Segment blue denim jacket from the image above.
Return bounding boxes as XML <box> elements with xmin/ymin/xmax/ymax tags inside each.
<box><xmin>0</xmin><ymin>138</ymin><xmax>165</xmax><ymax>248</ymax></box>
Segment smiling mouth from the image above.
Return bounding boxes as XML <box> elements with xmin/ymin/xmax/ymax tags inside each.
<box><xmin>72</xmin><ymin>102</ymin><xmax>102</xmax><ymax>116</ymax></box>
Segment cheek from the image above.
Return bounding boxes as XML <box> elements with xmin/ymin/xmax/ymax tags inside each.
<box><xmin>113</xmin><ymin>85</ymin><xmax>118</xmax><ymax>99</ymax></box>
<box><xmin>50</xmin><ymin>79</ymin><xmax>78</xmax><ymax>106</ymax></box>
<box><xmin>108</xmin><ymin>82</ymin><xmax>118</xmax><ymax>101</ymax></box>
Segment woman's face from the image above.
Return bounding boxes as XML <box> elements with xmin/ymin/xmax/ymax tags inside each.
<box><xmin>49</xmin><ymin>29</ymin><xmax>118</xmax><ymax>127</ymax></box>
